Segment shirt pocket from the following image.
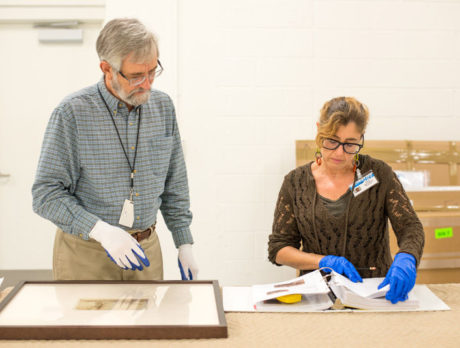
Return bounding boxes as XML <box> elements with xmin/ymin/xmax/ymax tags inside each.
<box><xmin>149</xmin><ymin>136</ymin><xmax>174</xmax><ymax>178</ymax></box>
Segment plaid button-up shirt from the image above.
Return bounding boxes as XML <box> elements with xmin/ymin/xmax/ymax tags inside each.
<box><xmin>32</xmin><ymin>78</ymin><xmax>193</xmax><ymax>247</ymax></box>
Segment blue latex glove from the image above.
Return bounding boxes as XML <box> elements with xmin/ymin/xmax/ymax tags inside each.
<box><xmin>378</xmin><ymin>253</ymin><xmax>416</xmax><ymax>304</ymax></box>
<box><xmin>319</xmin><ymin>255</ymin><xmax>363</xmax><ymax>283</ymax></box>
<box><xmin>178</xmin><ymin>259</ymin><xmax>193</xmax><ymax>280</ymax></box>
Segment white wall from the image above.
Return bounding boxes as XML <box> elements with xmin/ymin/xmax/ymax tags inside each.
<box><xmin>165</xmin><ymin>0</ymin><xmax>460</xmax><ymax>286</ymax></box>
<box><xmin>2</xmin><ymin>0</ymin><xmax>460</xmax><ymax>286</ymax></box>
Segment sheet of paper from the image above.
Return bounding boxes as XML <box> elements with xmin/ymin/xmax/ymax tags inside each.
<box><xmin>335</xmin><ymin>285</ymin><xmax>451</xmax><ymax>311</ymax></box>
<box><xmin>331</xmin><ymin>271</ymin><xmax>389</xmax><ymax>298</ymax></box>
<box><xmin>335</xmin><ymin>285</ymin><xmax>419</xmax><ymax>310</ymax></box>
<box><xmin>410</xmin><ymin>285</ymin><xmax>450</xmax><ymax>311</ymax></box>
<box><xmin>252</xmin><ymin>270</ymin><xmax>329</xmax><ymax>304</ymax></box>
<box><xmin>0</xmin><ymin>277</ymin><xmax>3</xmax><ymax>287</ymax></box>
<box><xmin>223</xmin><ymin>287</ymin><xmax>254</xmax><ymax>312</ymax></box>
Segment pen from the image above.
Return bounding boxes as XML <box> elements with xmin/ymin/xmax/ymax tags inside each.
<box><xmin>356</xmin><ymin>267</ymin><xmax>376</xmax><ymax>271</ymax></box>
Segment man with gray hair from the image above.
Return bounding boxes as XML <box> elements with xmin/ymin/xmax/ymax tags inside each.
<box><xmin>32</xmin><ymin>18</ymin><xmax>198</xmax><ymax>281</ymax></box>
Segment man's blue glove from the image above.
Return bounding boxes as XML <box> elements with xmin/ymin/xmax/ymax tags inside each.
<box><xmin>89</xmin><ymin>220</ymin><xmax>149</xmax><ymax>271</ymax></box>
<box><xmin>319</xmin><ymin>255</ymin><xmax>363</xmax><ymax>283</ymax></box>
<box><xmin>177</xmin><ymin>244</ymin><xmax>198</xmax><ymax>280</ymax></box>
<box><xmin>378</xmin><ymin>252</ymin><xmax>416</xmax><ymax>304</ymax></box>
<box><xmin>178</xmin><ymin>259</ymin><xmax>193</xmax><ymax>280</ymax></box>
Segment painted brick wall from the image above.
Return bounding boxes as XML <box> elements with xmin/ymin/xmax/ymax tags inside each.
<box><xmin>109</xmin><ymin>0</ymin><xmax>460</xmax><ymax>285</ymax></box>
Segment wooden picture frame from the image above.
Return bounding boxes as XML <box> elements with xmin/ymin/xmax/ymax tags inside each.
<box><xmin>0</xmin><ymin>280</ymin><xmax>227</xmax><ymax>340</ymax></box>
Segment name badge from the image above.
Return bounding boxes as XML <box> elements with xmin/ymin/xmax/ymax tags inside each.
<box><xmin>119</xmin><ymin>199</ymin><xmax>134</xmax><ymax>228</ymax></box>
<box><xmin>350</xmin><ymin>170</ymin><xmax>379</xmax><ymax>197</ymax></box>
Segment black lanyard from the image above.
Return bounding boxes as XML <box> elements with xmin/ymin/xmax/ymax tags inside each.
<box><xmin>97</xmin><ymin>87</ymin><xmax>141</xmax><ymax>197</ymax></box>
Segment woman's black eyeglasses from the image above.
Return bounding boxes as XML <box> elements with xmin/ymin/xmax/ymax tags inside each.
<box><xmin>322</xmin><ymin>136</ymin><xmax>364</xmax><ymax>154</ymax></box>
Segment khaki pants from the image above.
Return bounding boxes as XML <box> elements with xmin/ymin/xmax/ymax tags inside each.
<box><xmin>53</xmin><ymin>227</ymin><xmax>163</xmax><ymax>281</ymax></box>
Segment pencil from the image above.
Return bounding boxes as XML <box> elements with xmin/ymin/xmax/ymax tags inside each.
<box><xmin>356</xmin><ymin>267</ymin><xmax>376</xmax><ymax>271</ymax></box>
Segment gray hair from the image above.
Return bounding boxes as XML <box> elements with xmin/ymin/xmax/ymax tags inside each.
<box><xmin>96</xmin><ymin>18</ymin><xmax>159</xmax><ymax>71</ymax></box>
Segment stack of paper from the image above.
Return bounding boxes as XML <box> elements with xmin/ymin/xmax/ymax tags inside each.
<box><xmin>328</xmin><ymin>272</ymin><xmax>419</xmax><ymax>310</ymax></box>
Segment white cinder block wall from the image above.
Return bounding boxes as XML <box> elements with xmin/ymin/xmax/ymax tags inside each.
<box><xmin>89</xmin><ymin>0</ymin><xmax>460</xmax><ymax>285</ymax></box>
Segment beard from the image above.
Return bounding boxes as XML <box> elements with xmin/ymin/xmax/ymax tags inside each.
<box><xmin>112</xmin><ymin>77</ymin><xmax>151</xmax><ymax>106</ymax></box>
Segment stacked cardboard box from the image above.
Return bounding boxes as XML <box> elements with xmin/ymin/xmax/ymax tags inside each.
<box><xmin>296</xmin><ymin>140</ymin><xmax>460</xmax><ymax>284</ymax></box>
<box><xmin>391</xmin><ymin>188</ymin><xmax>460</xmax><ymax>284</ymax></box>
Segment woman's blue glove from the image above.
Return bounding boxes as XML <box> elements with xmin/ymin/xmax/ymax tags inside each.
<box><xmin>378</xmin><ymin>253</ymin><xmax>416</xmax><ymax>304</ymax></box>
<box><xmin>319</xmin><ymin>255</ymin><xmax>363</xmax><ymax>283</ymax></box>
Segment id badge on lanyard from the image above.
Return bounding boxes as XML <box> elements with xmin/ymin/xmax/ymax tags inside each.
<box><xmin>119</xmin><ymin>199</ymin><xmax>134</xmax><ymax>228</ymax></box>
<box><xmin>350</xmin><ymin>170</ymin><xmax>379</xmax><ymax>197</ymax></box>
<box><xmin>98</xmin><ymin>86</ymin><xmax>141</xmax><ymax>228</ymax></box>
<box><xmin>119</xmin><ymin>173</ymin><xmax>136</xmax><ymax>228</ymax></box>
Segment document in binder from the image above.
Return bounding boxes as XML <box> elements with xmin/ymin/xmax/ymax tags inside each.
<box><xmin>327</xmin><ymin>271</ymin><xmax>419</xmax><ymax>310</ymax></box>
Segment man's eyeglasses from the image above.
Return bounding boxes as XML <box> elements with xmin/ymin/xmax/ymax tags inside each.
<box><xmin>117</xmin><ymin>60</ymin><xmax>163</xmax><ymax>86</ymax></box>
<box><xmin>322</xmin><ymin>137</ymin><xmax>364</xmax><ymax>154</ymax></box>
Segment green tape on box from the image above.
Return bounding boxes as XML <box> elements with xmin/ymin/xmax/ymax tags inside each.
<box><xmin>435</xmin><ymin>227</ymin><xmax>453</xmax><ymax>239</ymax></box>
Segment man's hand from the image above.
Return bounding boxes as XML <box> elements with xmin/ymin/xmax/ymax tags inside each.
<box><xmin>319</xmin><ymin>255</ymin><xmax>363</xmax><ymax>283</ymax></box>
<box><xmin>378</xmin><ymin>253</ymin><xmax>416</xmax><ymax>304</ymax></box>
<box><xmin>89</xmin><ymin>220</ymin><xmax>150</xmax><ymax>270</ymax></box>
<box><xmin>178</xmin><ymin>244</ymin><xmax>198</xmax><ymax>280</ymax></box>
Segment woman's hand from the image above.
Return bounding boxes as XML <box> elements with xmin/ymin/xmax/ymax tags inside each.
<box><xmin>319</xmin><ymin>255</ymin><xmax>363</xmax><ymax>283</ymax></box>
<box><xmin>378</xmin><ymin>253</ymin><xmax>416</xmax><ymax>304</ymax></box>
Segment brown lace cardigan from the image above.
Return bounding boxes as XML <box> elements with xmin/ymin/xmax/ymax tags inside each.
<box><xmin>268</xmin><ymin>155</ymin><xmax>425</xmax><ymax>278</ymax></box>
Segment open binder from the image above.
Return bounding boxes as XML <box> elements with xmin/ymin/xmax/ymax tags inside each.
<box><xmin>223</xmin><ymin>270</ymin><xmax>450</xmax><ymax>312</ymax></box>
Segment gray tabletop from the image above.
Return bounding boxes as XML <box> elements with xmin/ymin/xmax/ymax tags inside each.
<box><xmin>0</xmin><ymin>270</ymin><xmax>53</xmax><ymax>290</ymax></box>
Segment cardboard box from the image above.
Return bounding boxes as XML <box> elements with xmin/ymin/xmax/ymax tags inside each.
<box><xmin>406</xmin><ymin>188</ymin><xmax>460</xmax><ymax>212</ymax></box>
<box><xmin>390</xmin><ymin>211</ymin><xmax>460</xmax><ymax>284</ymax></box>
<box><xmin>416</xmin><ymin>269</ymin><xmax>460</xmax><ymax>284</ymax></box>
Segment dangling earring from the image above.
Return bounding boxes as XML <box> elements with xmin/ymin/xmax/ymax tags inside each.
<box><xmin>353</xmin><ymin>153</ymin><xmax>360</xmax><ymax>172</ymax></box>
<box><xmin>315</xmin><ymin>149</ymin><xmax>322</xmax><ymax>166</ymax></box>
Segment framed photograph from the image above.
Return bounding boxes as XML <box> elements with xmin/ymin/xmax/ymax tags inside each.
<box><xmin>0</xmin><ymin>280</ymin><xmax>227</xmax><ymax>340</ymax></box>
